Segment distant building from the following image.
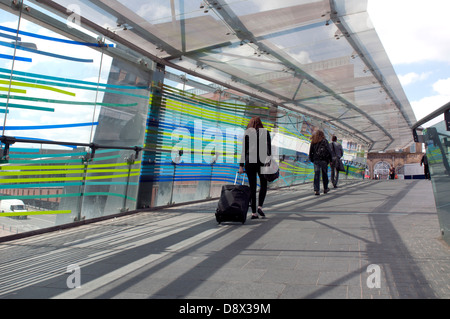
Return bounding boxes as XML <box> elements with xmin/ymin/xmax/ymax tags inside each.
<box><xmin>367</xmin><ymin>143</ymin><xmax>425</xmax><ymax>179</ymax></box>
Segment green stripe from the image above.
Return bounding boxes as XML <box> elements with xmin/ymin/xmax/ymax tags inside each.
<box><xmin>0</xmin><ymin>182</ymin><xmax>82</xmax><ymax>189</ymax></box>
<box><xmin>0</xmin><ymin>74</ymin><xmax>148</xmax><ymax>99</ymax></box>
<box><xmin>7</xmin><ymin>153</ymin><xmax>123</xmax><ymax>164</ymax></box>
<box><xmin>0</xmin><ymin>168</ymin><xmax>140</xmax><ymax>176</ymax></box>
<box><xmin>0</xmin><ymin>210</ymin><xmax>71</xmax><ymax>217</ymax></box>
<box><xmin>0</xmin><ymin>67</ymin><xmax>147</xmax><ymax>90</ymax></box>
<box><xmin>0</xmin><ymin>181</ymin><xmax>139</xmax><ymax>189</ymax></box>
<box><xmin>0</xmin><ymin>192</ymin><xmax>136</xmax><ymax>201</ymax></box>
<box><xmin>0</xmin><ymin>102</ymin><xmax>54</xmax><ymax>112</ymax></box>
<box><xmin>0</xmin><ymin>172</ymin><xmax>139</xmax><ymax>183</ymax></box>
<box><xmin>8</xmin><ymin>158</ymin><xmax>83</xmax><ymax>164</ymax></box>
<box><xmin>0</xmin><ymin>79</ymin><xmax>76</xmax><ymax>96</ymax></box>
<box><xmin>0</xmin><ymin>87</ymin><xmax>26</xmax><ymax>94</ymax></box>
<box><xmin>0</xmin><ymin>193</ymin><xmax>80</xmax><ymax>199</ymax></box>
<box><xmin>9</xmin><ymin>151</ymin><xmax>87</xmax><ymax>158</ymax></box>
<box><xmin>0</xmin><ymin>94</ymin><xmax>138</xmax><ymax>107</ymax></box>
<box><xmin>0</xmin><ymin>161</ymin><xmax>141</xmax><ymax>170</ymax></box>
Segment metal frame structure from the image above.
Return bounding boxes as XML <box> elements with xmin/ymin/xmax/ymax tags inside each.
<box><xmin>2</xmin><ymin>0</ymin><xmax>416</xmax><ymax>152</ymax></box>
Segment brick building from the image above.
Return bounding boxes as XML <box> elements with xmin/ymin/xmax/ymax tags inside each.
<box><xmin>366</xmin><ymin>143</ymin><xmax>425</xmax><ymax>179</ymax></box>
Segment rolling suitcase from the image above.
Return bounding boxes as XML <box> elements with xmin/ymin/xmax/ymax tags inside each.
<box><xmin>215</xmin><ymin>173</ymin><xmax>250</xmax><ymax>224</ymax></box>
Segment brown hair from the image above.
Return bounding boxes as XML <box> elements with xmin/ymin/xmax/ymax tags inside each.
<box><xmin>311</xmin><ymin>129</ymin><xmax>325</xmax><ymax>144</ymax></box>
<box><xmin>332</xmin><ymin>135</ymin><xmax>337</xmax><ymax>142</ymax></box>
<box><xmin>246</xmin><ymin>116</ymin><xmax>264</xmax><ymax>129</ymax></box>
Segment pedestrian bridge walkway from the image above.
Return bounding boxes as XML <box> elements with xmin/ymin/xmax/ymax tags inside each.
<box><xmin>0</xmin><ymin>179</ymin><xmax>449</xmax><ymax>300</ymax></box>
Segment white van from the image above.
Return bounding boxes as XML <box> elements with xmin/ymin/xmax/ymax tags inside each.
<box><xmin>0</xmin><ymin>199</ymin><xmax>27</xmax><ymax>220</ymax></box>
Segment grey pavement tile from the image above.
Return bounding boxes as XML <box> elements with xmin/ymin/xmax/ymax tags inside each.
<box><xmin>279</xmin><ymin>284</ymin><xmax>324</xmax><ymax>299</ymax></box>
<box><xmin>195</xmin><ymin>255</ymin><xmax>254</xmax><ymax>269</ymax></box>
<box><xmin>212</xmin><ymin>281</ymin><xmax>285</xmax><ymax>299</ymax></box>
<box><xmin>0</xmin><ymin>180</ymin><xmax>448</xmax><ymax>300</ymax></box>
<box><xmin>206</xmin><ymin>268</ymin><xmax>266</xmax><ymax>283</ymax></box>
<box><xmin>317</xmin><ymin>271</ymin><xmax>361</xmax><ymax>287</ymax></box>
<box><xmin>324</xmin><ymin>251</ymin><xmax>361</xmax><ymax>261</ymax></box>
<box><xmin>283</xmin><ymin>284</ymin><xmax>349</xmax><ymax>299</ymax></box>
<box><xmin>259</xmin><ymin>268</ymin><xmax>320</xmax><ymax>285</ymax></box>
<box><xmin>0</xmin><ymin>286</ymin><xmax>67</xmax><ymax>299</ymax></box>
<box><xmin>117</xmin><ymin>276</ymin><xmax>174</xmax><ymax>296</ymax></box>
<box><xmin>243</xmin><ymin>256</ymin><xmax>299</xmax><ymax>270</ymax></box>
<box><xmin>312</xmin><ymin>259</ymin><xmax>355</xmax><ymax>272</ymax></box>
<box><xmin>151</xmin><ymin>279</ymin><xmax>225</xmax><ymax>298</ymax></box>
<box><xmin>313</xmin><ymin>285</ymin><xmax>349</xmax><ymax>299</ymax></box>
<box><xmin>111</xmin><ymin>292</ymin><xmax>151</xmax><ymax>299</ymax></box>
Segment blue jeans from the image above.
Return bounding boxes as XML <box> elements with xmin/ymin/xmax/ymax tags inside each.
<box><xmin>330</xmin><ymin>161</ymin><xmax>339</xmax><ymax>187</ymax></box>
<box><xmin>314</xmin><ymin>160</ymin><xmax>329</xmax><ymax>192</ymax></box>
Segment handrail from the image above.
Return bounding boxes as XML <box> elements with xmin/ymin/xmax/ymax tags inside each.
<box><xmin>0</xmin><ymin>135</ymin><xmax>145</xmax><ymax>160</ymax></box>
<box><xmin>0</xmin><ymin>135</ymin><xmax>142</xmax><ymax>152</ymax></box>
<box><xmin>0</xmin><ymin>135</ymin><xmax>172</xmax><ymax>162</ymax></box>
<box><xmin>412</xmin><ymin>101</ymin><xmax>450</xmax><ymax>130</ymax></box>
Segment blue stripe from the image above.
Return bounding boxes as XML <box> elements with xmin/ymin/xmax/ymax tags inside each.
<box><xmin>0</xmin><ymin>41</ymin><xmax>93</xmax><ymax>63</ymax></box>
<box><xmin>2</xmin><ymin>122</ymin><xmax>98</xmax><ymax>130</ymax></box>
<box><xmin>0</xmin><ymin>53</ymin><xmax>31</xmax><ymax>62</ymax></box>
<box><xmin>0</xmin><ymin>67</ymin><xmax>147</xmax><ymax>90</ymax></box>
<box><xmin>0</xmin><ymin>25</ymin><xmax>113</xmax><ymax>47</ymax></box>
<box><xmin>0</xmin><ymin>32</ymin><xmax>20</xmax><ymax>41</ymax></box>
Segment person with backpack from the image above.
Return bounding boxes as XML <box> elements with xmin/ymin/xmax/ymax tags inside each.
<box><xmin>309</xmin><ymin>130</ymin><xmax>333</xmax><ymax>195</ymax></box>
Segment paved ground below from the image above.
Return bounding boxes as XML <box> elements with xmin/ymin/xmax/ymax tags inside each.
<box><xmin>0</xmin><ymin>179</ymin><xmax>448</xmax><ymax>300</ymax></box>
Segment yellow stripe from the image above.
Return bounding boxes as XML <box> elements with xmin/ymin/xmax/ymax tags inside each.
<box><xmin>0</xmin><ymin>210</ymin><xmax>71</xmax><ymax>217</ymax></box>
<box><xmin>0</xmin><ymin>161</ymin><xmax>141</xmax><ymax>171</ymax></box>
<box><xmin>0</xmin><ymin>80</ymin><xmax>76</xmax><ymax>96</ymax></box>
<box><xmin>0</xmin><ymin>172</ymin><xmax>140</xmax><ymax>183</ymax></box>
<box><xmin>0</xmin><ymin>86</ymin><xmax>26</xmax><ymax>94</ymax></box>
<box><xmin>0</xmin><ymin>168</ymin><xmax>140</xmax><ymax>176</ymax></box>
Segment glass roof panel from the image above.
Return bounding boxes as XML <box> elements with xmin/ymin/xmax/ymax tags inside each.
<box><xmin>29</xmin><ymin>0</ymin><xmax>416</xmax><ymax>152</ymax></box>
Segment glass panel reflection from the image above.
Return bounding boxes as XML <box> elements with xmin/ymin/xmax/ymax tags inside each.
<box><xmin>423</xmin><ymin>121</ymin><xmax>450</xmax><ymax>245</ymax></box>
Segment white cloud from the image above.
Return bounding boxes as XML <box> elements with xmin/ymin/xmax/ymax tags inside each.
<box><xmin>367</xmin><ymin>0</ymin><xmax>450</xmax><ymax>65</ymax></box>
<box><xmin>432</xmin><ymin>78</ymin><xmax>450</xmax><ymax>95</ymax></box>
<box><xmin>411</xmin><ymin>77</ymin><xmax>450</xmax><ymax>122</ymax></box>
<box><xmin>137</xmin><ymin>3</ymin><xmax>172</xmax><ymax>23</ymax></box>
<box><xmin>398</xmin><ymin>72</ymin><xmax>430</xmax><ymax>86</ymax></box>
<box><xmin>292</xmin><ymin>51</ymin><xmax>312</xmax><ymax>65</ymax></box>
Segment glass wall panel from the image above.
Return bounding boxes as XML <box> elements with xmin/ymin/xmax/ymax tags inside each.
<box><xmin>138</xmin><ymin>68</ymin><xmax>367</xmax><ymax>209</ymax></box>
<box><xmin>423</xmin><ymin>121</ymin><xmax>450</xmax><ymax>245</ymax></box>
<box><xmin>0</xmin><ymin>1</ymin><xmax>151</xmax><ymax>238</ymax></box>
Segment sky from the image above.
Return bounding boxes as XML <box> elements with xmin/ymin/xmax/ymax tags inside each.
<box><xmin>367</xmin><ymin>0</ymin><xmax>450</xmax><ymax>125</ymax></box>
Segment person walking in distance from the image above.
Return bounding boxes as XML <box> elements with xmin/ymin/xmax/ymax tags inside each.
<box><xmin>239</xmin><ymin>116</ymin><xmax>272</xmax><ymax>219</ymax></box>
<box><xmin>309</xmin><ymin>130</ymin><xmax>332</xmax><ymax>195</ymax></box>
<box><xmin>421</xmin><ymin>154</ymin><xmax>430</xmax><ymax>180</ymax></box>
<box><xmin>389</xmin><ymin>166</ymin><xmax>395</xmax><ymax>180</ymax></box>
<box><xmin>330</xmin><ymin>135</ymin><xmax>343</xmax><ymax>188</ymax></box>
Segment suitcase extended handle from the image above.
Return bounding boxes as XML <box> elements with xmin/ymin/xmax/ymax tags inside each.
<box><xmin>234</xmin><ymin>172</ymin><xmax>245</xmax><ymax>185</ymax></box>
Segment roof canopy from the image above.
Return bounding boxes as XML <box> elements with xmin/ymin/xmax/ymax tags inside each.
<box><xmin>34</xmin><ymin>0</ymin><xmax>416</xmax><ymax>151</ymax></box>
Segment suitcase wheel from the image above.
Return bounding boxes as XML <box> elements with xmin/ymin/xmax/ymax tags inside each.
<box><xmin>215</xmin><ymin>210</ymin><xmax>221</xmax><ymax>224</ymax></box>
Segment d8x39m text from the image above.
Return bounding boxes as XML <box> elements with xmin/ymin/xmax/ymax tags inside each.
<box><xmin>223</xmin><ymin>303</ymin><xmax>270</xmax><ymax>314</ymax></box>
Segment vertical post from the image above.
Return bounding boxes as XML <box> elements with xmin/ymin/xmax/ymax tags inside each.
<box><xmin>77</xmin><ymin>145</ymin><xmax>96</xmax><ymax>221</ymax></box>
<box><xmin>207</xmin><ymin>152</ymin><xmax>217</xmax><ymax>199</ymax></box>
<box><xmin>169</xmin><ymin>150</ymin><xmax>182</xmax><ymax>205</ymax></box>
<box><xmin>122</xmin><ymin>153</ymin><xmax>136</xmax><ymax>212</ymax></box>
<box><xmin>77</xmin><ymin>157</ymin><xmax>89</xmax><ymax>222</ymax></box>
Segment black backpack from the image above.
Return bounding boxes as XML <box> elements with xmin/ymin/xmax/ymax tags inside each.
<box><xmin>315</xmin><ymin>140</ymin><xmax>329</xmax><ymax>161</ymax></box>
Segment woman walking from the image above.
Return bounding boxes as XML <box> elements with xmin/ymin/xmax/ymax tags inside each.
<box><xmin>239</xmin><ymin>116</ymin><xmax>272</xmax><ymax>219</ymax></box>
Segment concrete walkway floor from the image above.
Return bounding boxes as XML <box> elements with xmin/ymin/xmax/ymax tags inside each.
<box><xmin>0</xmin><ymin>179</ymin><xmax>449</xmax><ymax>301</ymax></box>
